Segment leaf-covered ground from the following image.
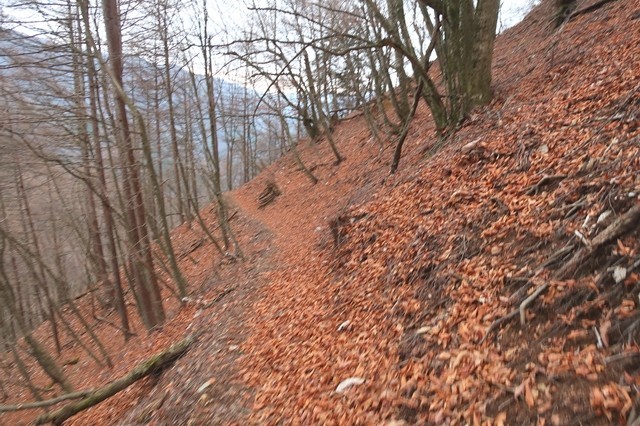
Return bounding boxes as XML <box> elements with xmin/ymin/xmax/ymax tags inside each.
<box><xmin>3</xmin><ymin>0</ymin><xmax>640</xmax><ymax>424</ymax></box>
<box><xmin>235</xmin><ymin>1</ymin><xmax>640</xmax><ymax>424</ymax></box>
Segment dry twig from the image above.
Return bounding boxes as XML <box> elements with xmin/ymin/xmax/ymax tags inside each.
<box><xmin>526</xmin><ymin>174</ymin><xmax>567</xmax><ymax>195</ymax></box>
<box><xmin>519</xmin><ymin>283</ymin><xmax>549</xmax><ymax>326</ymax></box>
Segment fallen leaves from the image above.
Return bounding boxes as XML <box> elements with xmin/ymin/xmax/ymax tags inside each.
<box><xmin>6</xmin><ymin>1</ymin><xmax>634</xmax><ymax>425</ymax></box>
<box><xmin>233</xmin><ymin>2</ymin><xmax>640</xmax><ymax>423</ymax></box>
<box><xmin>591</xmin><ymin>383</ymin><xmax>633</xmax><ymax>421</ymax></box>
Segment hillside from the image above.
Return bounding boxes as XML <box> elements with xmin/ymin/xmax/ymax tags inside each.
<box><xmin>2</xmin><ymin>0</ymin><xmax>640</xmax><ymax>424</ymax></box>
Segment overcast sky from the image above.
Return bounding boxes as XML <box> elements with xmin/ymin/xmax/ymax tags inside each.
<box><xmin>3</xmin><ymin>0</ymin><xmax>540</xmax><ymax>41</ymax></box>
<box><xmin>499</xmin><ymin>0</ymin><xmax>540</xmax><ymax>31</ymax></box>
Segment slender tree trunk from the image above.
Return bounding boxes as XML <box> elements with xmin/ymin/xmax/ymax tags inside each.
<box><xmin>158</xmin><ymin>0</ymin><xmax>186</xmax><ymax>224</ymax></box>
<box><xmin>103</xmin><ymin>0</ymin><xmax>164</xmax><ymax>329</ymax></box>
<box><xmin>0</xmin><ymin>259</ymin><xmax>72</xmax><ymax>393</ymax></box>
<box><xmin>198</xmin><ymin>2</ymin><xmax>241</xmax><ymax>257</ymax></box>
<box><xmin>14</xmin><ymin>164</ymin><xmax>62</xmax><ymax>355</ymax></box>
<box><xmin>80</xmin><ymin>0</ymin><xmax>130</xmax><ymax>339</ymax></box>
<box><xmin>301</xmin><ymin>50</ymin><xmax>343</xmax><ymax>164</ymax></box>
<box><xmin>69</xmin><ymin>0</ymin><xmax>113</xmax><ymax>309</ymax></box>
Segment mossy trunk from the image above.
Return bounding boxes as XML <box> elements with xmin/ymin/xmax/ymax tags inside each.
<box><xmin>34</xmin><ymin>335</ymin><xmax>195</xmax><ymax>425</ymax></box>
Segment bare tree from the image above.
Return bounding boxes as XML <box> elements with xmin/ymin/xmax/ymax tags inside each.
<box><xmin>102</xmin><ymin>0</ymin><xmax>165</xmax><ymax>328</ymax></box>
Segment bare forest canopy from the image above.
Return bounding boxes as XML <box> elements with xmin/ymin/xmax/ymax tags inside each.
<box><xmin>0</xmin><ymin>0</ymin><xmax>538</xmax><ymax>344</ymax></box>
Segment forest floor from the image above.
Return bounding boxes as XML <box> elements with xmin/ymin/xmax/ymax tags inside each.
<box><xmin>3</xmin><ymin>0</ymin><xmax>640</xmax><ymax>424</ymax></box>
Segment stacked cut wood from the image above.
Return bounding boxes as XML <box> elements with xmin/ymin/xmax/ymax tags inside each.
<box><xmin>258</xmin><ymin>181</ymin><xmax>281</xmax><ymax>208</ymax></box>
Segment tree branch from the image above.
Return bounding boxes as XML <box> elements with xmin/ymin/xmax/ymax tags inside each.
<box><xmin>568</xmin><ymin>0</ymin><xmax>619</xmax><ymax>22</ymax></box>
<box><xmin>33</xmin><ymin>334</ymin><xmax>195</xmax><ymax>425</ymax></box>
<box><xmin>0</xmin><ymin>391</ymin><xmax>93</xmax><ymax>413</ymax></box>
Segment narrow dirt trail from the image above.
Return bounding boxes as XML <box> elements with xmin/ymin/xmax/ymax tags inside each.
<box><xmin>225</xmin><ymin>138</ymin><xmax>419</xmax><ymax>423</ymax></box>
<box><xmin>112</xmin><ymin>161</ymin><xmax>370</xmax><ymax>425</ymax></box>
<box><xmin>61</xmin><ymin>135</ymin><xmax>393</xmax><ymax>425</ymax></box>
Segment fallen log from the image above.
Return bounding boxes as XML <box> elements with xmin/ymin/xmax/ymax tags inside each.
<box><xmin>0</xmin><ymin>391</ymin><xmax>93</xmax><ymax>413</ymax></box>
<box><xmin>34</xmin><ymin>334</ymin><xmax>195</xmax><ymax>425</ymax></box>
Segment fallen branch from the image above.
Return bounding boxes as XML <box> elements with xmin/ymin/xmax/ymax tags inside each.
<box><xmin>0</xmin><ymin>390</ymin><xmax>93</xmax><ymax>412</ymax></box>
<box><xmin>34</xmin><ymin>334</ymin><xmax>195</xmax><ymax>425</ymax></box>
<box><xmin>508</xmin><ymin>279</ymin><xmax>533</xmax><ymax>304</ymax></box>
<box><xmin>529</xmin><ymin>203</ymin><xmax>639</xmax><ymax>324</ymax></box>
<box><xmin>177</xmin><ymin>239</ymin><xmax>204</xmax><ymax>260</ymax></box>
<box><xmin>479</xmin><ymin>309</ymin><xmax>519</xmax><ymax>344</ymax></box>
<box><xmin>481</xmin><ymin>282</ymin><xmax>550</xmax><ymax>339</ymax></box>
<box><xmin>564</xmin><ymin>199</ymin><xmax>586</xmax><ymax>219</ymax></box>
<box><xmin>483</xmin><ymin>203</ymin><xmax>640</xmax><ymax>339</ymax></box>
<box><xmin>541</xmin><ymin>243</ymin><xmax>575</xmax><ymax>269</ymax></box>
<box><xmin>519</xmin><ymin>283</ymin><xmax>549</xmax><ymax>326</ymax></box>
<box><xmin>555</xmin><ymin>202</ymin><xmax>640</xmax><ymax>279</ymax></box>
<box><xmin>568</xmin><ymin>0</ymin><xmax>619</xmax><ymax>22</ymax></box>
<box><xmin>526</xmin><ymin>174</ymin><xmax>567</xmax><ymax>195</ymax></box>
<box><xmin>201</xmin><ymin>286</ymin><xmax>237</xmax><ymax>308</ymax></box>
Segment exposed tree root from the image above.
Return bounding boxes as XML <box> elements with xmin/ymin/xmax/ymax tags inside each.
<box><xmin>482</xmin><ymin>202</ymin><xmax>640</xmax><ymax>341</ymax></box>
<box><xmin>555</xmin><ymin>203</ymin><xmax>640</xmax><ymax>279</ymax></box>
<box><xmin>526</xmin><ymin>174</ymin><xmax>567</xmax><ymax>195</ymax></box>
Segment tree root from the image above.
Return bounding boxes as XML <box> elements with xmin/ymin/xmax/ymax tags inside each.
<box><xmin>482</xmin><ymin>202</ymin><xmax>640</xmax><ymax>342</ymax></box>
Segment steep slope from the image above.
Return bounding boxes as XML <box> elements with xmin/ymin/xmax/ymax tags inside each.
<box><xmin>231</xmin><ymin>1</ymin><xmax>640</xmax><ymax>424</ymax></box>
<box><xmin>3</xmin><ymin>1</ymin><xmax>639</xmax><ymax>425</ymax></box>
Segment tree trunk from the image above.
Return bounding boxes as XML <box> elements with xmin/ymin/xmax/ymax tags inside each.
<box><xmin>80</xmin><ymin>0</ymin><xmax>130</xmax><ymax>339</ymax></box>
<box><xmin>469</xmin><ymin>0</ymin><xmax>500</xmax><ymax>107</ymax></box>
<box><xmin>102</xmin><ymin>0</ymin><xmax>165</xmax><ymax>329</ymax></box>
<box><xmin>34</xmin><ymin>335</ymin><xmax>195</xmax><ymax>425</ymax></box>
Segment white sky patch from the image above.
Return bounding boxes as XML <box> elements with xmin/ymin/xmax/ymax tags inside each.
<box><xmin>3</xmin><ymin>0</ymin><xmax>541</xmax><ymax>89</ymax></box>
<box><xmin>499</xmin><ymin>0</ymin><xmax>541</xmax><ymax>32</ymax></box>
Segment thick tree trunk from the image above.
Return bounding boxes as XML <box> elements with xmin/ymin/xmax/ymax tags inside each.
<box><xmin>470</xmin><ymin>0</ymin><xmax>500</xmax><ymax>107</ymax></box>
<box><xmin>102</xmin><ymin>0</ymin><xmax>164</xmax><ymax>329</ymax></box>
<box><xmin>417</xmin><ymin>0</ymin><xmax>500</xmax><ymax>129</ymax></box>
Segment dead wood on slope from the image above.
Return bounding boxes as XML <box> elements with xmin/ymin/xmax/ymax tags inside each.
<box><xmin>0</xmin><ymin>391</ymin><xmax>94</xmax><ymax>412</ymax></box>
<box><xmin>33</xmin><ymin>335</ymin><xmax>195</xmax><ymax>425</ymax></box>
<box><xmin>257</xmin><ymin>181</ymin><xmax>281</xmax><ymax>209</ymax></box>
<box><xmin>484</xmin><ymin>202</ymin><xmax>640</xmax><ymax>339</ymax></box>
<box><xmin>568</xmin><ymin>0</ymin><xmax>619</xmax><ymax>22</ymax></box>
<box><xmin>525</xmin><ymin>174</ymin><xmax>567</xmax><ymax>195</ymax></box>
<box><xmin>555</xmin><ymin>202</ymin><xmax>640</xmax><ymax>279</ymax></box>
